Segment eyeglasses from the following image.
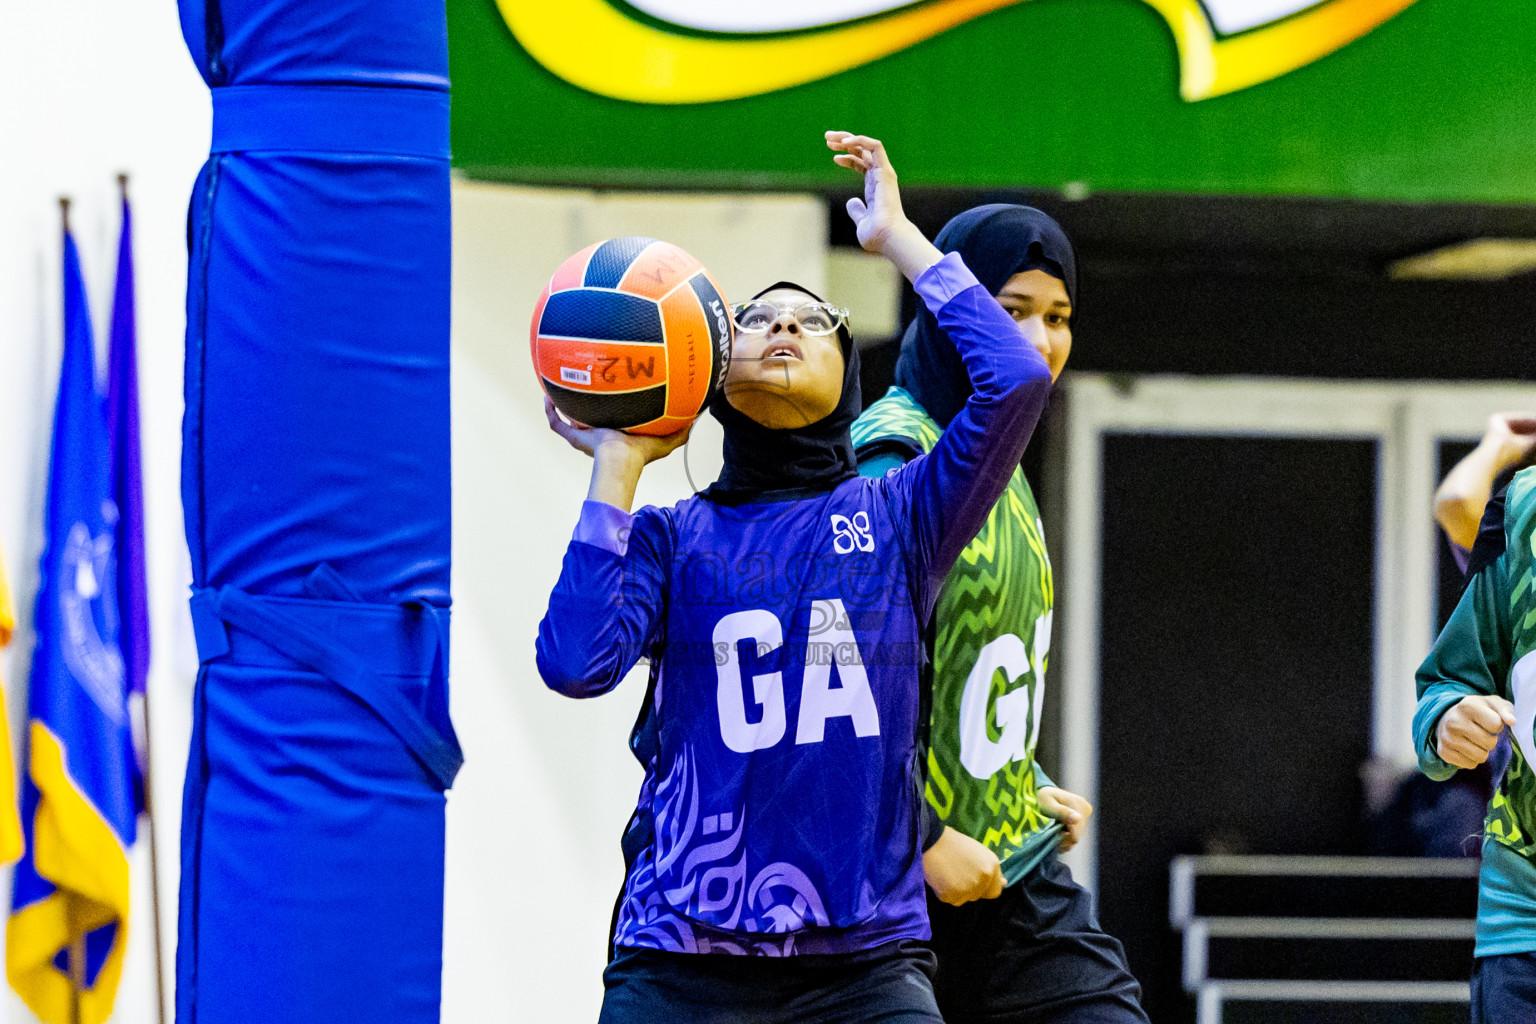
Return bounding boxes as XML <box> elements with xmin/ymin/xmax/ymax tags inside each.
<box><xmin>730</xmin><ymin>300</ymin><xmax>849</xmax><ymax>337</ymax></box>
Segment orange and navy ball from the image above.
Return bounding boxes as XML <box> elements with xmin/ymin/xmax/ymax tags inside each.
<box><xmin>531</xmin><ymin>237</ymin><xmax>733</xmax><ymax>436</ymax></box>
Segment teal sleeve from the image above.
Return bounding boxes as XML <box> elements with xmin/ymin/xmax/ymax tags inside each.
<box><xmin>857</xmin><ymin>449</ymin><xmax>913</xmax><ymax>479</ymax></box>
<box><xmin>1034</xmin><ymin>762</ymin><xmax>1056</xmax><ymax>791</ymax></box>
<box><xmin>1414</xmin><ymin>550</ymin><xmax>1513</xmax><ymax>781</ymax></box>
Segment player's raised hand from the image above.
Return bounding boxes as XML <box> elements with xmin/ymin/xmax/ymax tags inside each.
<box><xmin>923</xmin><ymin>826</ymin><xmax>1004</xmax><ymax>906</ymax></box>
<box><xmin>1485</xmin><ymin>412</ymin><xmax>1536</xmax><ymax>468</ymax></box>
<box><xmin>1038</xmin><ymin>786</ymin><xmax>1094</xmax><ymax>852</ymax></box>
<box><xmin>826</xmin><ymin>131</ymin><xmax>907</xmax><ymax>255</ymax></box>
<box><xmin>826</xmin><ymin>131</ymin><xmax>943</xmax><ymax>284</ymax></box>
<box><xmin>1436</xmin><ymin>694</ymin><xmax>1516</xmax><ymax>770</ymax></box>
<box><xmin>546</xmin><ymin>395</ymin><xmax>690</xmax><ymax>511</ymax></box>
<box><xmin>544</xmin><ymin>395</ymin><xmax>689</xmax><ymax>464</ymax></box>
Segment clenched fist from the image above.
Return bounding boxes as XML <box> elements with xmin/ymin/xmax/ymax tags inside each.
<box><xmin>1436</xmin><ymin>694</ymin><xmax>1516</xmax><ymax>770</ymax></box>
<box><xmin>923</xmin><ymin>827</ymin><xmax>1004</xmax><ymax>906</ymax></box>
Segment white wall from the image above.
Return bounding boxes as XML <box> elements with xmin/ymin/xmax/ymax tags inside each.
<box><xmin>0</xmin><ymin>7</ymin><xmax>829</xmax><ymax>1014</ymax></box>
<box><xmin>0</xmin><ymin>1</ymin><xmax>210</xmax><ymax>1021</ymax></box>
<box><xmin>445</xmin><ymin>181</ymin><xmax>825</xmax><ymax>1021</ymax></box>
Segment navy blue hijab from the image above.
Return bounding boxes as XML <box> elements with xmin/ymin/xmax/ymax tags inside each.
<box><xmin>703</xmin><ymin>281</ymin><xmax>861</xmax><ymax>506</ymax></box>
<box><xmin>894</xmin><ymin>205</ymin><xmax>1076</xmax><ymax>428</ymax></box>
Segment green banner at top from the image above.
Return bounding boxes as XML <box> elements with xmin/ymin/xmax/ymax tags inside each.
<box><xmin>449</xmin><ymin>0</ymin><xmax>1536</xmax><ymax>203</ymax></box>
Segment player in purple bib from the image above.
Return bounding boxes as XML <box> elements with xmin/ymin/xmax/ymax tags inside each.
<box><xmin>536</xmin><ymin>132</ymin><xmax>1055</xmax><ymax>1022</ymax></box>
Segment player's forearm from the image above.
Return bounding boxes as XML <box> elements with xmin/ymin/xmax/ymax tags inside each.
<box><xmin>1435</xmin><ymin>440</ymin><xmax>1512</xmax><ymax>549</ymax></box>
<box><xmin>1414</xmin><ymin>552</ymin><xmax>1512</xmax><ymax>777</ymax></box>
<box><xmin>1413</xmin><ymin>688</ymin><xmax>1475</xmax><ymax>780</ymax></box>
<box><xmin>877</xmin><ymin>220</ymin><xmax>943</xmax><ymax>286</ymax></box>
<box><xmin>932</xmin><ymin>261</ymin><xmax>1052</xmax><ymax>432</ymax></box>
<box><xmin>536</xmin><ymin>502</ymin><xmax>656</xmax><ymax>698</ymax></box>
<box><xmin>913</xmin><ymin>255</ymin><xmax>1052</xmax><ymax>575</ymax></box>
<box><xmin>586</xmin><ymin>445</ymin><xmax>647</xmax><ymax>512</ymax></box>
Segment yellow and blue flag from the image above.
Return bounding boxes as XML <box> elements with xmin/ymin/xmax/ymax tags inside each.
<box><xmin>7</xmin><ymin>225</ymin><xmax>138</xmax><ymax>1024</ymax></box>
<box><xmin>0</xmin><ymin>547</ymin><xmax>24</xmax><ymax>865</ymax></box>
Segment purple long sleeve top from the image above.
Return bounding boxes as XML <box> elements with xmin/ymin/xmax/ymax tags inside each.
<box><xmin>535</xmin><ymin>252</ymin><xmax>1052</xmax><ymax>956</ymax></box>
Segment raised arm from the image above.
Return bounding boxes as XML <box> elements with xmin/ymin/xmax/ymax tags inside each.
<box><xmin>1435</xmin><ymin>412</ymin><xmax>1536</xmax><ymax>550</ymax></box>
<box><xmin>897</xmin><ymin>257</ymin><xmax>1051</xmax><ymax>581</ymax></box>
<box><xmin>534</xmin><ymin>397</ymin><xmax>683</xmax><ymax>697</ymax></box>
<box><xmin>827</xmin><ymin>133</ymin><xmax>1053</xmax><ymax>602</ymax></box>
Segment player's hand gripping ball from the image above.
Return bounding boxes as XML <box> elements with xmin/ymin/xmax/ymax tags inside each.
<box><xmin>531</xmin><ymin>237</ymin><xmax>733</xmax><ymax>436</ymax></box>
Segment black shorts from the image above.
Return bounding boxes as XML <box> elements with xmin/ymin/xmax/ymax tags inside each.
<box><xmin>598</xmin><ymin>941</ymin><xmax>943</xmax><ymax>1024</ymax></box>
<box><xmin>1472</xmin><ymin>952</ymin><xmax>1536</xmax><ymax>1024</ymax></box>
<box><xmin>927</xmin><ymin>852</ymin><xmax>1149</xmax><ymax>1024</ymax></box>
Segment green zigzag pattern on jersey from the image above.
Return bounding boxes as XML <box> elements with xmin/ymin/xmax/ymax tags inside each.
<box><xmin>849</xmin><ymin>389</ymin><xmax>943</xmax><ymax>452</ymax></box>
<box><xmin>930</xmin><ymin>482</ymin><xmax>1053</xmax><ymax>850</ymax></box>
<box><xmin>852</xmin><ymin>387</ymin><xmax>1054</xmax><ymax>859</ymax></box>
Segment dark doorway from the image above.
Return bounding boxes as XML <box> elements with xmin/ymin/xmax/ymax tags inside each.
<box><xmin>1095</xmin><ymin>434</ymin><xmax>1378</xmax><ymax>1023</ymax></box>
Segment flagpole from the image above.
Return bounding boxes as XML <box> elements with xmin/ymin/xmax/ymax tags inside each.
<box><xmin>135</xmin><ymin>614</ymin><xmax>169</xmax><ymax>1024</ymax></box>
<box><xmin>69</xmin><ymin>935</ymin><xmax>85</xmax><ymax>1024</ymax></box>
<box><xmin>139</xmin><ymin>700</ymin><xmax>168</xmax><ymax>1024</ymax></box>
<box><xmin>117</xmin><ymin>172</ymin><xmax>170</xmax><ymax>1024</ymax></box>
<box><xmin>63</xmin><ymin>186</ymin><xmax>81</xmax><ymax>1024</ymax></box>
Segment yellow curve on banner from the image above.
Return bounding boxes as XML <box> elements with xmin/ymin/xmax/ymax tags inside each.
<box><xmin>495</xmin><ymin>0</ymin><xmax>1419</xmax><ymax>104</ymax></box>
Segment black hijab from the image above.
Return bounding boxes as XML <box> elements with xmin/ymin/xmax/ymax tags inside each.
<box><xmin>894</xmin><ymin>204</ymin><xmax>1077</xmax><ymax>428</ymax></box>
<box><xmin>702</xmin><ymin>282</ymin><xmax>861</xmax><ymax>506</ymax></box>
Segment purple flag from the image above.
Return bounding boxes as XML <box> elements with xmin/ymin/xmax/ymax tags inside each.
<box><xmin>106</xmin><ymin>190</ymin><xmax>148</xmax><ymax>704</ymax></box>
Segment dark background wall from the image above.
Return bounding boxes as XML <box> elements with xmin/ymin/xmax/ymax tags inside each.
<box><xmin>842</xmin><ymin>189</ymin><xmax>1536</xmax><ymax>392</ymax></box>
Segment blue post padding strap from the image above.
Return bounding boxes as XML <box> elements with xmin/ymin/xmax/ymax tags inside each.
<box><xmin>189</xmin><ymin>587</ymin><xmax>462</xmax><ymax>790</ymax></box>
<box><xmin>210</xmin><ymin>84</ymin><xmax>451</xmax><ymax>158</ymax></box>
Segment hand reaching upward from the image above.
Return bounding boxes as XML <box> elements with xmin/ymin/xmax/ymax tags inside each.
<box><xmin>826</xmin><ymin>130</ymin><xmax>941</xmax><ymax>283</ymax></box>
<box><xmin>826</xmin><ymin>131</ymin><xmax>907</xmax><ymax>253</ymax></box>
<box><xmin>1486</xmin><ymin>412</ymin><xmax>1536</xmax><ymax>468</ymax></box>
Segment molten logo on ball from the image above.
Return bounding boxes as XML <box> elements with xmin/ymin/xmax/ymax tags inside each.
<box><xmin>531</xmin><ymin>237</ymin><xmax>732</xmax><ymax>436</ymax></box>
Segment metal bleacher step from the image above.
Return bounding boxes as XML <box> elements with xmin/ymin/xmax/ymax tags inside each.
<box><xmin>1195</xmin><ymin>980</ymin><xmax>1470</xmax><ymax>1024</ymax></box>
<box><xmin>1183</xmin><ymin>916</ymin><xmax>1475</xmax><ymax>986</ymax></box>
<box><xmin>1171</xmin><ymin>856</ymin><xmax>1480</xmax><ymax>1024</ymax></box>
<box><xmin>1171</xmin><ymin>855</ymin><xmax>1481</xmax><ymax>923</ymax></box>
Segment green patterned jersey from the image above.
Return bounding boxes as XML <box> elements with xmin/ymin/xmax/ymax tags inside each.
<box><xmin>1417</xmin><ymin>467</ymin><xmax>1536</xmax><ymax>857</ymax></box>
<box><xmin>852</xmin><ymin>387</ymin><xmax>1057</xmax><ymax>868</ymax></box>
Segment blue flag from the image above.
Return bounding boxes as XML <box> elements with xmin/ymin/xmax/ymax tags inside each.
<box><xmin>6</xmin><ymin>227</ymin><xmax>137</xmax><ymax>1024</ymax></box>
<box><xmin>107</xmin><ymin>191</ymin><xmax>149</xmax><ymax>708</ymax></box>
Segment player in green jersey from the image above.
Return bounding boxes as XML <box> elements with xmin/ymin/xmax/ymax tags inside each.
<box><xmin>853</xmin><ymin>205</ymin><xmax>1147</xmax><ymax>1024</ymax></box>
<box><xmin>1417</xmin><ymin>466</ymin><xmax>1536</xmax><ymax>1021</ymax></box>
